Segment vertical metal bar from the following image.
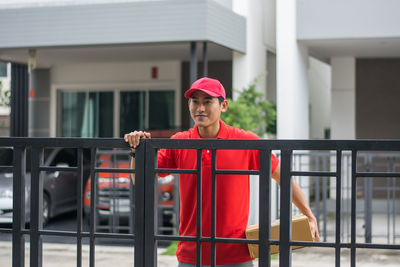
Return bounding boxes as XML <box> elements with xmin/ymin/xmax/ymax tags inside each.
<box><xmin>350</xmin><ymin>150</ymin><xmax>357</xmax><ymax>267</ymax></box>
<box><xmin>190</xmin><ymin>42</ymin><xmax>198</xmax><ymax>84</ymax></box>
<box><xmin>30</xmin><ymin>146</ymin><xmax>44</xmax><ymax>267</ymax></box>
<box><xmin>335</xmin><ymin>150</ymin><xmax>342</xmax><ymax>267</ymax></box>
<box><xmin>89</xmin><ymin>148</ymin><xmax>97</xmax><ymax>267</ymax></box>
<box><xmin>202</xmin><ymin>42</ymin><xmax>208</xmax><ymax>77</ymax></box>
<box><xmin>322</xmin><ymin>156</ymin><xmax>328</xmax><ymax>242</ymax></box>
<box><xmin>259</xmin><ymin>150</ymin><xmax>271</xmax><ymax>267</ymax></box>
<box><xmin>196</xmin><ymin>149</ymin><xmax>202</xmax><ymax>267</ymax></box>
<box><xmin>315</xmin><ymin>173</ymin><xmax>320</xmax><ymax>232</ymax></box>
<box><xmin>386</xmin><ymin>177</ymin><xmax>391</xmax><ymax>243</ymax></box>
<box><xmin>129</xmin><ymin>173</ymin><xmax>135</xmax><ymax>235</ymax></box>
<box><xmin>135</xmin><ymin>142</ymin><xmax>146</xmax><ymax>267</ymax></box>
<box><xmin>364</xmin><ymin>154</ymin><xmax>372</xmax><ymax>243</ymax></box>
<box><xmin>173</xmin><ymin>174</ymin><xmax>180</xmax><ymax>235</ymax></box>
<box><xmin>364</xmin><ymin>177</ymin><xmax>372</xmax><ymax>243</ymax></box>
<box><xmin>76</xmin><ymin>148</ymin><xmax>84</xmax><ymax>267</ymax></box>
<box><xmin>144</xmin><ymin>140</ymin><xmax>158</xmax><ymax>267</ymax></box>
<box><xmin>12</xmin><ymin>146</ymin><xmax>26</xmax><ymax>267</ymax></box>
<box><xmin>189</xmin><ymin>42</ymin><xmax>198</xmax><ymax>128</ymax></box>
<box><xmin>10</xmin><ymin>64</ymin><xmax>28</xmax><ymax>137</ymax></box>
<box><xmin>210</xmin><ymin>149</ymin><xmax>217</xmax><ymax>267</ymax></box>
<box><xmin>279</xmin><ymin>150</ymin><xmax>292</xmax><ymax>267</ymax></box>
<box><xmin>392</xmin><ymin>177</ymin><xmax>396</xmax><ymax>243</ymax></box>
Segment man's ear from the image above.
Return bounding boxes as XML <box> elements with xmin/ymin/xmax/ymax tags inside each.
<box><xmin>221</xmin><ymin>99</ymin><xmax>228</xmax><ymax>112</ymax></box>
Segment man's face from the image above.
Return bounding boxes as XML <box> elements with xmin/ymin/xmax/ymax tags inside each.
<box><xmin>188</xmin><ymin>91</ymin><xmax>227</xmax><ymax>128</ymax></box>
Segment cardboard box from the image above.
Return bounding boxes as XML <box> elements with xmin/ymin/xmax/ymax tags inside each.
<box><xmin>245</xmin><ymin>214</ymin><xmax>313</xmax><ymax>258</ymax></box>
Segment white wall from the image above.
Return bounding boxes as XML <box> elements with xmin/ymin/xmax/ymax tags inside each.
<box><xmin>297</xmin><ymin>0</ymin><xmax>400</xmax><ymax>40</ymax></box>
<box><xmin>276</xmin><ymin>0</ymin><xmax>309</xmax><ymax>139</ymax></box>
<box><xmin>49</xmin><ymin>60</ymin><xmax>181</xmax><ymax>137</ymax></box>
<box><xmin>331</xmin><ymin>57</ymin><xmax>356</xmax><ymax>139</ymax></box>
<box><xmin>232</xmin><ymin>0</ymin><xmax>266</xmax><ymax>95</ymax></box>
<box><xmin>308</xmin><ymin>57</ymin><xmax>331</xmax><ymax>139</ymax></box>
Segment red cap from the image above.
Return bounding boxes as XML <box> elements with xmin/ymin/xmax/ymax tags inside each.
<box><xmin>184</xmin><ymin>77</ymin><xmax>226</xmax><ymax>99</ymax></box>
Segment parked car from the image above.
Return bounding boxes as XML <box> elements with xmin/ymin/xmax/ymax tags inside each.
<box><xmin>83</xmin><ymin>150</ymin><xmax>176</xmax><ymax>233</ymax></box>
<box><xmin>0</xmin><ymin>147</ymin><xmax>90</xmax><ymax>225</ymax></box>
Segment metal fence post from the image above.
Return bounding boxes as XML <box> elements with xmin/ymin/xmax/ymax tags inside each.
<box><xmin>12</xmin><ymin>146</ymin><xmax>26</xmax><ymax>267</ymax></box>
<box><xmin>30</xmin><ymin>147</ymin><xmax>44</xmax><ymax>267</ymax></box>
<box><xmin>279</xmin><ymin>149</ymin><xmax>293</xmax><ymax>267</ymax></box>
<box><xmin>135</xmin><ymin>141</ymin><xmax>146</xmax><ymax>267</ymax></box>
<box><xmin>144</xmin><ymin>140</ymin><xmax>158</xmax><ymax>267</ymax></box>
<box><xmin>258</xmin><ymin>150</ymin><xmax>271</xmax><ymax>267</ymax></box>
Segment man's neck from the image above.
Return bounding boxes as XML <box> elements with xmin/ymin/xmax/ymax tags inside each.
<box><xmin>197</xmin><ymin>121</ymin><xmax>220</xmax><ymax>138</ymax></box>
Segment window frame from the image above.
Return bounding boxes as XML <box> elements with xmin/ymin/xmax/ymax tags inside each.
<box><xmin>51</xmin><ymin>82</ymin><xmax>180</xmax><ymax>137</ymax></box>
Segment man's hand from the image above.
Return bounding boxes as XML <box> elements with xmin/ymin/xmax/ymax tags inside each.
<box><xmin>307</xmin><ymin>215</ymin><xmax>320</xmax><ymax>241</ymax></box>
<box><xmin>124</xmin><ymin>131</ymin><xmax>151</xmax><ymax>151</ymax></box>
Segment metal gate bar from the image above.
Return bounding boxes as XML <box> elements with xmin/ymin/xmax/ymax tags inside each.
<box><xmin>2</xmin><ymin>138</ymin><xmax>400</xmax><ymax>267</ymax></box>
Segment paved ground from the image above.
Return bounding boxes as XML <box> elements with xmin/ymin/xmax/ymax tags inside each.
<box><xmin>1</xmin><ymin>241</ymin><xmax>399</xmax><ymax>267</ymax></box>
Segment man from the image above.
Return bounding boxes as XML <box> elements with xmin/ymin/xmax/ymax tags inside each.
<box><xmin>124</xmin><ymin>77</ymin><xmax>319</xmax><ymax>267</ymax></box>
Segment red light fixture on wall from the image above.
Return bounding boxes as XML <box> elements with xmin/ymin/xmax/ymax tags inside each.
<box><xmin>151</xmin><ymin>66</ymin><xmax>158</xmax><ymax>79</ymax></box>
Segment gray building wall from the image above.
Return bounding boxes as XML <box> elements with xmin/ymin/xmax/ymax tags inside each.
<box><xmin>29</xmin><ymin>68</ymin><xmax>50</xmax><ymax>137</ymax></box>
<box><xmin>356</xmin><ymin>58</ymin><xmax>400</xmax><ymax>139</ymax></box>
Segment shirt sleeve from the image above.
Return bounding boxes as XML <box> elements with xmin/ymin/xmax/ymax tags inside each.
<box><xmin>249</xmin><ymin>150</ymin><xmax>279</xmax><ymax>174</ymax></box>
<box><xmin>157</xmin><ymin>148</ymin><xmax>176</xmax><ymax>177</ymax></box>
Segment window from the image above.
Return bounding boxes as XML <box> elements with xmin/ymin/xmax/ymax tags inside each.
<box><xmin>60</xmin><ymin>91</ymin><xmax>114</xmax><ymax>137</ymax></box>
<box><xmin>0</xmin><ymin>62</ymin><xmax>7</xmax><ymax>77</ymax></box>
<box><xmin>119</xmin><ymin>90</ymin><xmax>175</xmax><ymax>136</ymax></box>
<box><xmin>59</xmin><ymin>89</ymin><xmax>175</xmax><ymax>138</ymax></box>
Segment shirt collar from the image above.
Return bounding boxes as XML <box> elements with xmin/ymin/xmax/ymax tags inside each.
<box><xmin>192</xmin><ymin>120</ymin><xmax>228</xmax><ymax>139</ymax></box>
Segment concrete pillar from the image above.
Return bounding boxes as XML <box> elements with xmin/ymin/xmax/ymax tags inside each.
<box><xmin>232</xmin><ymin>0</ymin><xmax>266</xmax><ymax>97</ymax></box>
<box><xmin>276</xmin><ymin>0</ymin><xmax>310</xmax><ymax>139</ymax></box>
<box><xmin>331</xmin><ymin>57</ymin><xmax>356</xmax><ymax>139</ymax></box>
<box><xmin>232</xmin><ymin>0</ymin><xmax>269</xmax><ymax>225</ymax></box>
<box><xmin>29</xmin><ymin>69</ymin><xmax>50</xmax><ymax>137</ymax></box>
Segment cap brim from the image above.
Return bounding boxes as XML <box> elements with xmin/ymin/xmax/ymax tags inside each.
<box><xmin>184</xmin><ymin>88</ymin><xmax>222</xmax><ymax>99</ymax></box>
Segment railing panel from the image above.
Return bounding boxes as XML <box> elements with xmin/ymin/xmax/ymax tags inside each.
<box><xmin>2</xmin><ymin>138</ymin><xmax>400</xmax><ymax>267</ymax></box>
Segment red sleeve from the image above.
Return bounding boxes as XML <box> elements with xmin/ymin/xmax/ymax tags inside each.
<box><xmin>271</xmin><ymin>153</ymin><xmax>279</xmax><ymax>174</ymax></box>
<box><xmin>157</xmin><ymin>148</ymin><xmax>176</xmax><ymax>178</ymax></box>
<box><xmin>249</xmin><ymin>150</ymin><xmax>279</xmax><ymax>174</ymax></box>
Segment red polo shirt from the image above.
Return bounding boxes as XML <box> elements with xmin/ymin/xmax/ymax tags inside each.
<box><xmin>157</xmin><ymin>120</ymin><xmax>279</xmax><ymax>265</ymax></box>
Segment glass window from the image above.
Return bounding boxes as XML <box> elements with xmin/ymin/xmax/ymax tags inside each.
<box><xmin>119</xmin><ymin>91</ymin><xmax>145</xmax><ymax>136</ymax></box>
<box><xmin>149</xmin><ymin>91</ymin><xmax>175</xmax><ymax>130</ymax></box>
<box><xmin>61</xmin><ymin>92</ymin><xmax>86</xmax><ymax>137</ymax></box>
<box><xmin>0</xmin><ymin>62</ymin><xmax>7</xmax><ymax>77</ymax></box>
<box><xmin>119</xmin><ymin>90</ymin><xmax>175</xmax><ymax>136</ymax></box>
<box><xmin>60</xmin><ymin>91</ymin><xmax>114</xmax><ymax>137</ymax></box>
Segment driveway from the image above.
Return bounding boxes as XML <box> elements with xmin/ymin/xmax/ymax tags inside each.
<box><xmin>0</xmin><ymin>241</ymin><xmax>399</xmax><ymax>267</ymax></box>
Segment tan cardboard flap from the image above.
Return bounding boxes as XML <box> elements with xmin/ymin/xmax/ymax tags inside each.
<box><xmin>245</xmin><ymin>214</ymin><xmax>313</xmax><ymax>258</ymax></box>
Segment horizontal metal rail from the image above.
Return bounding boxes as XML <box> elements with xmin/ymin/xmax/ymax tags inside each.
<box><xmin>2</xmin><ymin>137</ymin><xmax>400</xmax><ymax>267</ymax></box>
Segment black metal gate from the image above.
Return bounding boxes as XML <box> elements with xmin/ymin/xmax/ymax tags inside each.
<box><xmin>1</xmin><ymin>137</ymin><xmax>400</xmax><ymax>267</ymax></box>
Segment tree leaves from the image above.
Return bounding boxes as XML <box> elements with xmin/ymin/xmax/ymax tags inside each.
<box><xmin>221</xmin><ymin>79</ymin><xmax>276</xmax><ymax>137</ymax></box>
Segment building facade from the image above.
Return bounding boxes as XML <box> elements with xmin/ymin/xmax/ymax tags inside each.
<box><xmin>1</xmin><ymin>0</ymin><xmax>400</xmax><ymax>223</ymax></box>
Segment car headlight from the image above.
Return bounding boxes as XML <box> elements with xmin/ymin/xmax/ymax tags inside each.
<box><xmin>0</xmin><ymin>189</ymin><xmax>13</xmax><ymax>199</ymax></box>
<box><xmin>160</xmin><ymin>191</ymin><xmax>172</xmax><ymax>202</ymax></box>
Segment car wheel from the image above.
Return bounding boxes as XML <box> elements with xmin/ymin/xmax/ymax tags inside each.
<box><xmin>43</xmin><ymin>194</ymin><xmax>50</xmax><ymax>226</ymax></box>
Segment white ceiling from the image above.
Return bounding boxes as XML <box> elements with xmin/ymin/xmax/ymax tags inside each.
<box><xmin>302</xmin><ymin>37</ymin><xmax>400</xmax><ymax>62</ymax></box>
<box><xmin>0</xmin><ymin>42</ymin><xmax>233</xmax><ymax>67</ymax></box>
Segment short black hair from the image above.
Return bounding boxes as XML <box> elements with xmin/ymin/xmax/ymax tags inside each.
<box><xmin>218</xmin><ymin>96</ymin><xmax>224</xmax><ymax>104</ymax></box>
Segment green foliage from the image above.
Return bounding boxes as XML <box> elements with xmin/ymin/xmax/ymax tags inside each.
<box><xmin>0</xmin><ymin>81</ymin><xmax>11</xmax><ymax>107</ymax></box>
<box><xmin>161</xmin><ymin>241</ymin><xmax>178</xmax><ymax>256</ymax></box>
<box><xmin>221</xmin><ymin>78</ymin><xmax>276</xmax><ymax>137</ymax></box>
